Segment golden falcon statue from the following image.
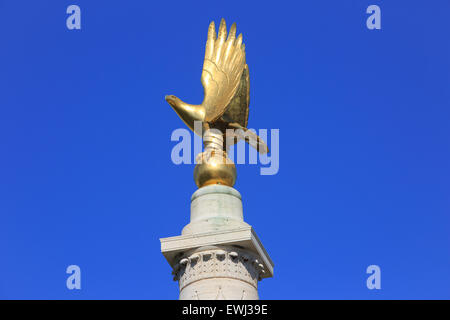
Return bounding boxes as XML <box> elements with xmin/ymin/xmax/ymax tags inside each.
<box><xmin>165</xmin><ymin>19</ymin><xmax>268</xmax><ymax>188</ymax></box>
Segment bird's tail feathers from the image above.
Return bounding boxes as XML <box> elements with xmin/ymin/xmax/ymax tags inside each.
<box><xmin>228</xmin><ymin>123</ymin><xmax>269</xmax><ymax>154</ymax></box>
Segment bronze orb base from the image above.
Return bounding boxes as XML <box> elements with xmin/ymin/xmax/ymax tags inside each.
<box><xmin>194</xmin><ymin>153</ymin><xmax>237</xmax><ymax>188</ymax></box>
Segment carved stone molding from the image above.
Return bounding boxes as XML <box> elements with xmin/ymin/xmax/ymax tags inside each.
<box><xmin>171</xmin><ymin>246</ymin><xmax>266</xmax><ymax>291</ymax></box>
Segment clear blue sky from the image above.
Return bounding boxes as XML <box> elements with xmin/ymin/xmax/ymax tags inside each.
<box><xmin>1</xmin><ymin>1</ymin><xmax>449</xmax><ymax>299</ymax></box>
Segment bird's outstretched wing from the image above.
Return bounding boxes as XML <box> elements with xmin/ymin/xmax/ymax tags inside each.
<box><xmin>201</xmin><ymin>19</ymin><xmax>246</xmax><ymax>122</ymax></box>
<box><xmin>222</xmin><ymin>64</ymin><xmax>250</xmax><ymax>128</ymax></box>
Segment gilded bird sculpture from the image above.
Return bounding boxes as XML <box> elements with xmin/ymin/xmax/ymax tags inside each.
<box><xmin>165</xmin><ymin>19</ymin><xmax>268</xmax><ymax>188</ymax></box>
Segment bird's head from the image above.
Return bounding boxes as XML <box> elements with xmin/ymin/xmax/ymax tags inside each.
<box><xmin>164</xmin><ymin>94</ymin><xmax>205</xmax><ymax>133</ymax></box>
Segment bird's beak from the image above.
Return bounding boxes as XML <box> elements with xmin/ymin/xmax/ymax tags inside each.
<box><xmin>165</xmin><ymin>95</ymin><xmax>175</xmax><ymax>107</ymax></box>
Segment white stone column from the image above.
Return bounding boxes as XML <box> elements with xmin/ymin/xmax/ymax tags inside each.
<box><xmin>182</xmin><ymin>185</ymin><xmax>249</xmax><ymax>235</ymax></box>
<box><xmin>160</xmin><ymin>185</ymin><xmax>273</xmax><ymax>300</ymax></box>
